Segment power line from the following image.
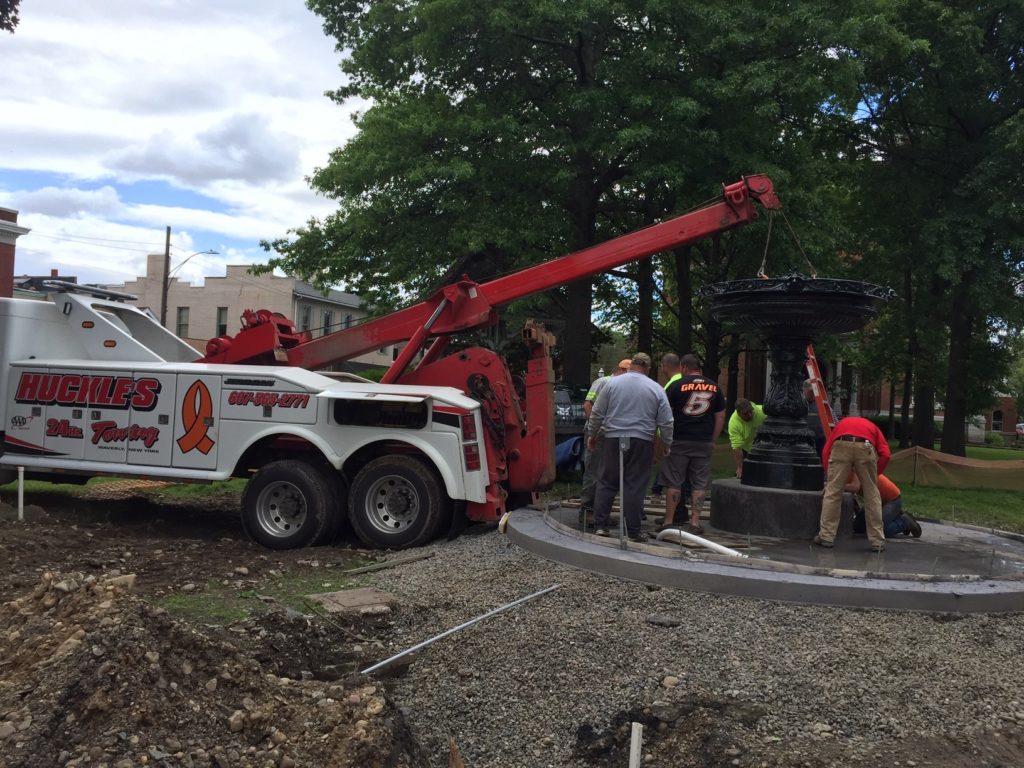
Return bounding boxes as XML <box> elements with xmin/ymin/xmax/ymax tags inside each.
<box><xmin>23</xmin><ymin>232</ymin><xmax>160</xmax><ymax>253</ymax></box>
<box><xmin>26</xmin><ymin>230</ymin><xmax>163</xmax><ymax>246</ymax></box>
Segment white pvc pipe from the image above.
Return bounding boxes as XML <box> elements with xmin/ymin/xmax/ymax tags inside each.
<box><xmin>655</xmin><ymin>527</ymin><xmax>748</xmax><ymax>558</ymax></box>
<box><xmin>628</xmin><ymin>722</ymin><xmax>643</xmax><ymax>767</ymax></box>
<box><xmin>17</xmin><ymin>466</ymin><xmax>24</xmax><ymax>522</ymax></box>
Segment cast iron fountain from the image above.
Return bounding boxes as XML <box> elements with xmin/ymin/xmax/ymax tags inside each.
<box><xmin>701</xmin><ymin>273</ymin><xmax>892</xmax><ymax>538</ymax></box>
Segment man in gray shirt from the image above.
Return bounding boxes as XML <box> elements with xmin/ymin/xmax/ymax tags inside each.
<box><xmin>587</xmin><ymin>352</ymin><xmax>673</xmax><ymax>542</ymax></box>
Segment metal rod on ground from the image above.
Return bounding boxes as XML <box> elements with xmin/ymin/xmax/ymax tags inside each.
<box><xmin>360</xmin><ymin>584</ymin><xmax>561</xmax><ymax>675</ymax></box>
<box><xmin>17</xmin><ymin>466</ymin><xmax>24</xmax><ymax>522</ymax></box>
<box><xmin>618</xmin><ymin>437</ymin><xmax>628</xmax><ymax>550</ymax></box>
<box><xmin>340</xmin><ymin>551</ymin><xmax>435</xmax><ymax>575</ymax></box>
<box><xmin>628</xmin><ymin>722</ymin><xmax>643</xmax><ymax>768</ymax></box>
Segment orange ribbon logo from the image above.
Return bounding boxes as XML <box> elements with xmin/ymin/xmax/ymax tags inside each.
<box><xmin>177</xmin><ymin>380</ymin><xmax>215</xmax><ymax>455</ymax></box>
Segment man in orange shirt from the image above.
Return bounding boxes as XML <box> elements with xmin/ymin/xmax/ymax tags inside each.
<box><xmin>846</xmin><ymin>473</ymin><xmax>922</xmax><ymax>538</ymax></box>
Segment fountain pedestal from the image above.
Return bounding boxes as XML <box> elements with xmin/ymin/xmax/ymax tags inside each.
<box><xmin>701</xmin><ymin>274</ymin><xmax>891</xmax><ymax>538</ymax></box>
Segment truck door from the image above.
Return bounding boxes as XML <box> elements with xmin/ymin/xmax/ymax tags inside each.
<box><xmin>171</xmin><ymin>374</ymin><xmax>220</xmax><ymax>471</ymax></box>
<box><xmin>5</xmin><ymin>367</ymin><xmax>54</xmax><ymax>459</ymax></box>
<box><xmin>82</xmin><ymin>371</ymin><xmax>132</xmax><ymax>464</ymax></box>
<box><xmin>41</xmin><ymin>371</ymin><xmax>87</xmax><ymax>460</ymax></box>
<box><xmin>127</xmin><ymin>372</ymin><xmax>176</xmax><ymax>467</ymax></box>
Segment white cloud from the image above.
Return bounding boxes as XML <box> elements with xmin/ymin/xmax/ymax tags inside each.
<box><xmin>0</xmin><ymin>0</ymin><xmax>359</xmax><ymax>285</ymax></box>
<box><xmin>13</xmin><ymin>186</ymin><xmax>124</xmax><ymax>218</ymax></box>
<box><xmin>107</xmin><ymin>114</ymin><xmax>301</xmax><ymax>186</ymax></box>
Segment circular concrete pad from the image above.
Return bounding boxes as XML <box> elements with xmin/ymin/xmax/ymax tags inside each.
<box><xmin>505</xmin><ymin>505</ymin><xmax>1024</xmax><ymax>614</ymax></box>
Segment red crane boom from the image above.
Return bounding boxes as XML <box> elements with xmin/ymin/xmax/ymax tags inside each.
<box><xmin>201</xmin><ymin>174</ymin><xmax>779</xmax><ymax>372</ymax></box>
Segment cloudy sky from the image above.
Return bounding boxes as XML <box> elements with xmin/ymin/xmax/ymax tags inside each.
<box><xmin>0</xmin><ymin>0</ymin><xmax>360</xmax><ymax>287</ymax></box>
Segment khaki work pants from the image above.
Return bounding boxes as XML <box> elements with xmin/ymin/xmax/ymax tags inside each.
<box><xmin>818</xmin><ymin>439</ymin><xmax>884</xmax><ymax>547</ymax></box>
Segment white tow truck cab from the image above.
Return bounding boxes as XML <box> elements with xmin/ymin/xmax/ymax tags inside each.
<box><xmin>0</xmin><ymin>284</ymin><xmax>489</xmax><ymax>550</ymax></box>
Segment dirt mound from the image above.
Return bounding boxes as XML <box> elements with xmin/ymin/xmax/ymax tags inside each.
<box><xmin>0</xmin><ymin>572</ymin><xmax>423</xmax><ymax>768</ymax></box>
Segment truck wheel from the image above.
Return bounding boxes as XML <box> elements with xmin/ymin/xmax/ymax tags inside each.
<box><xmin>348</xmin><ymin>455</ymin><xmax>445</xmax><ymax>549</ymax></box>
<box><xmin>241</xmin><ymin>460</ymin><xmax>333</xmax><ymax>550</ymax></box>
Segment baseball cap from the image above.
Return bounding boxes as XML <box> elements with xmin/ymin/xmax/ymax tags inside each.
<box><xmin>617</xmin><ymin>358</ymin><xmax>632</xmax><ymax>371</ymax></box>
<box><xmin>631</xmin><ymin>352</ymin><xmax>652</xmax><ymax>368</ymax></box>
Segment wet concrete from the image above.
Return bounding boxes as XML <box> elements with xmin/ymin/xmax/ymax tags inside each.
<box><xmin>504</xmin><ymin>502</ymin><xmax>1024</xmax><ymax>614</ymax></box>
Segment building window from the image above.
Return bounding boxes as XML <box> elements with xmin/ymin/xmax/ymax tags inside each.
<box><xmin>175</xmin><ymin>306</ymin><xmax>189</xmax><ymax>338</ymax></box>
<box><xmin>215</xmin><ymin>307</ymin><xmax>228</xmax><ymax>337</ymax></box>
<box><xmin>300</xmin><ymin>306</ymin><xmax>311</xmax><ymax>331</ymax></box>
<box><xmin>344</xmin><ymin>313</ymin><xmax>353</xmax><ymax>329</ymax></box>
<box><xmin>322</xmin><ymin>311</ymin><xmax>333</xmax><ymax>336</ymax></box>
<box><xmin>993</xmin><ymin>410</ymin><xmax>1003</xmax><ymax>432</ymax></box>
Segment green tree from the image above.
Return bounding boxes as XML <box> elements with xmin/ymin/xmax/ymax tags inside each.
<box><xmin>1</xmin><ymin>0</ymin><xmax>20</xmax><ymax>33</ymax></box>
<box><xmin>840</xmin><ymin>1</ymin><xmax>1024</xmax><ymax>455</ymax></box>
<box><xmin>267</xmin><ymin>0</ymin><xmax>858</xmax><ymax>387</ymax></box>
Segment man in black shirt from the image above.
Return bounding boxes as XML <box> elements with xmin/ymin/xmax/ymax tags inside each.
<box><xmin>656</xmin><ymin>354</ymin><xmax>725</xmax><ymax>534</ymax></box>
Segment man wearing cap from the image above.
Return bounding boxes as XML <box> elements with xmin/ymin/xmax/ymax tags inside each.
<box><xmin>728</xmin><ymin>398</ymin><xmax>766</xmax><ymax>479</ymax></box>
<box><xmin>815</xmin><ymin>415</ymin><xmax>891</xmax><ymax>552</ymax></box>
<box><xmin>587</xmin><ymin>353</ymin><xmax>673</xmax><ymax>542</ymax></box>
<box><xmin>578</xmin><ymin>358</ymin><xmax>632</xmax><ymax>522</ymax></box>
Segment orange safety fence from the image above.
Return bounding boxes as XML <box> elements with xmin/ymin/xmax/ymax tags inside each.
<box><xmin>885</xmin><ymin>446</ymin><xmax>1024</xmax><ymax>491</ymax></box>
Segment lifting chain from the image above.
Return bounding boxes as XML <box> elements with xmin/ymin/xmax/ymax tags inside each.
<box><xmin>757</xmin><ymin>210</ymin><xmax>818</xmax><ymax>279</ymax></box>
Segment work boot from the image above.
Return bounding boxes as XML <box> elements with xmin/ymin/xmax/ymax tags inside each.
<box><xmin>901</xmin><ymin>511</ymin><xmax>922</xmax><ymax>537</ymax></box>
<box><xmin>812</xmin><ymin>534</ymin><xmax>834</xmax><ymax>548</ymax></box>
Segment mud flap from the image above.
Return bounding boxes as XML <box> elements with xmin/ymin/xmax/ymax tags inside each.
<box><xmin>446</xmin><ymin>500</ymin><xmax>468</xmax><ymax>540</ymax></box>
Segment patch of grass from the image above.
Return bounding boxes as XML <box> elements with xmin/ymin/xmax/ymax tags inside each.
<box><xmin>900</xmin><ymin>485</ymin><xmax>1024</xmax><ymax>532</ymax></box>
<box><xmin>159</xmin><ymin>580</ymin><xmax>252</xmax><ymax>624</ymax></box>
<box><xmin>963</xmin><ymin>445</ymin><xmax>1024</xmax><ymax>461</ymax></box>
<box><xmin>0</xmin><ymin>476</ymin><xmax>117</xmax><ymax>497</ymax></box>
<box><xmin>150</xmin><ymin>479</ymin><xmax>245</xmax><ymax>501</ymax></box>
<box><xmin>157</xmin><ymin>561</ymin><xmax>374</xmax><ymax>624</ymax></box>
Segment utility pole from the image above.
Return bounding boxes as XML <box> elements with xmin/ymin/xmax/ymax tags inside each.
<box><xmin>160</xmin><ymin>225</ymin><xmax>171</xmax><ymax>327</ymax></box>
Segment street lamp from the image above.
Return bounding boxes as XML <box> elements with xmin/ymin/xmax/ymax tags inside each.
<box><xmin>160</xmin><ymin>248</ymin><xmax>219</xmax><ymax>328</ymax></box>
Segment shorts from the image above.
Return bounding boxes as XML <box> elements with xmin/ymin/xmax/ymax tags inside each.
<box><xmin>657</xmin><ymin>440</ymin><xmax>713</xmax><ymax>491</ymax></box>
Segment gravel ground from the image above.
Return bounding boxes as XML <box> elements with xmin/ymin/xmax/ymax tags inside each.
<box><xmin>365</xmin><ymin>528</ymin><xmax>1024</xmax><ymax>768</ymax></box>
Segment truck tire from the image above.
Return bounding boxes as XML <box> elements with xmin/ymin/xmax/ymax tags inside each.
<box><xmin>348</xmin><ymin>455</ymin><xmax>446</xmax><ymax>549</ymax></box>
<box><xmin>241</xmin><ymin>460</ymin><xmax>334</xmax><ymax>550</ymax></box>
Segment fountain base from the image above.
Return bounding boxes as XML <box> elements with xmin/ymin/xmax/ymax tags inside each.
<box><xmin>710</xmin><ymin>478</ymin><xmax>854</xmax><ymax>539</ymax></box>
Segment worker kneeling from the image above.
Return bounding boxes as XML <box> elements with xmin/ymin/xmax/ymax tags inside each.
<box><xmin>847</xmin><ymin>473</ymin><xmax>922</xmax><ymax>538</ymax></box>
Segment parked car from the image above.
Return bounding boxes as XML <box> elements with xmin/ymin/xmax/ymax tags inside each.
<box><xmin>553</xmin><ymin>385</ymin><xmax>587</xmax><ymax>427</ymax></box>
<box><xmin>1017</xmin><ymin>423</ymin><xmax>1024</xmax><ymax>438</ymax></box>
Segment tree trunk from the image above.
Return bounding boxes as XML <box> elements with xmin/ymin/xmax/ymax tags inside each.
<box><xmin>727</xmin><ymin>337</ymin><xmax>740</xmax><ymax>411</ymax></box>
<box><xmin>899</xmin><ymin>256</ymin><xmax>915</xmax><ymax>448</ymax></box>
<box><xmin>704</xmin><ymin>316</ymin><xmax>722</xmax><ymax>380</ymax></box>
<box><xmin>911</xmin><ymin>383</ymin><xmax>935</xmax><ymax>448</ymax></box>
<box><xmin>673</xmin><ymin>245</ymin><xmax>692</xmax><ymax>355</ymax></box>
<box><xmin>886</xmin><ymin>378</ymin><xmax>897</xmax><ymax>439</ymax></box>
<box><xmin>940</xmin><ymin>271</ymin><xmax>975</xmax><ymax>456</ymax></box>
<box><xmin>637</xmin><ymin>257</ymin><xmax>654</xmax><ymax>366</ymax></box>
<box><xmin>563</xmin><ymin>280</ymin><xmax>593</xmax><ymax>387</ymax></box>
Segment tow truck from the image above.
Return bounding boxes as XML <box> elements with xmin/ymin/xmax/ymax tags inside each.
<box><xmin>0</xmin><ymin>175</ymin><xmax>779</xmax><ymax>549</ymax></box>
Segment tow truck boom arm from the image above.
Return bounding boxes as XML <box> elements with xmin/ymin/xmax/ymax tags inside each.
<box><xmin>200</xmin><ymin>174</ymin><xmax>779</xmax><ymax>371</ymax></box>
